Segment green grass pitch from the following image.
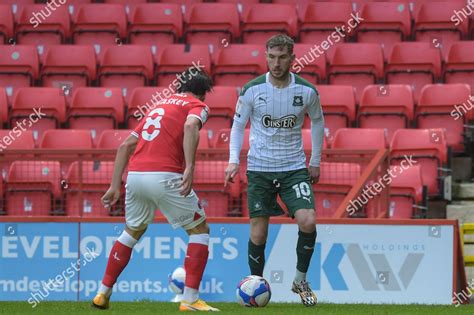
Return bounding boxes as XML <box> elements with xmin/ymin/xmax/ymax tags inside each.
<box><xmin>1</xmin><ymin>302</ymin><xmax>473</xmax><ymax>314</ymax></box>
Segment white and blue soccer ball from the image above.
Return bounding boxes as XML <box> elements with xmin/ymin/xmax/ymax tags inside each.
<box><xmin>236</xmin><ymin>275</ymin><xmax>271</xmax><ymax>307</ymax></box>
<box><xmin>168</xmin><ymin>267</ymin><xmax>186</xmax><ymax>295</ymax></box>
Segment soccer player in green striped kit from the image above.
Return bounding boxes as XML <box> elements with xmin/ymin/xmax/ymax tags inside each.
<box><xmin>225</xmin><ymin>34</ymin><xmax>325</xmax><ymax>306</ymax></box>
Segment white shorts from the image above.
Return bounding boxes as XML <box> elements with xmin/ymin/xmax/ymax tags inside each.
<box><xmin>125</xmin><ymin>172</ymin><xmax>206</xmax><ymax>230</ymax></box>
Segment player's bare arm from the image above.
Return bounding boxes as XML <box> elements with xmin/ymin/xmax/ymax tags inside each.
<box><xmin>181</xmin><ymin>116</ymin><xmax>202</xmax><ymax>196</ymax></box>
<box><xmin>101</xmin><ymin>135</ymin><xmax>138</xmax><ymax>209</ymax></box>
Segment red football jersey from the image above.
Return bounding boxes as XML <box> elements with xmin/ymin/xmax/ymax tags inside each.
<box><xmin>128</xmin><ymin>93</ymin><xmax>209</xmax><ymax>173</ymax></box>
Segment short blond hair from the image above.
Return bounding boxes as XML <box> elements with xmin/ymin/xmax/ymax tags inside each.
<box><xmin>266</xmin><ymin>34</ymin><xmax>294</xmax><ymax>54</ymax></box>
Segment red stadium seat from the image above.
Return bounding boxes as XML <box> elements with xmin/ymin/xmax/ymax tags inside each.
<box><xmin>390</xmin><ymin>128</ymin><xmax>448</xmax><ymax>197</ymax></box>
<box><xmin>0</xmin><ymin>88</ymin><xmax>8</xmax><ymax>127</ymax></box>
<box><xmin>332</xmin><ymin>128</ymin><xmax>388</xmax><ymax>150</ymax></box>
<box><xmin>41</xmin><ymin>45</ymin><xmax>97</xmax><ymax>94</ymax></box>
<box><xmin>445</xmin><ymin>41</ymin><xmax>474</xmax><ymax>92</ymax></box>
<box><xmin>356</xmin><ymin>2</ymin><xmax>412</xmax><ymax>59</ymax></box>
<box><xmin>194</xmin><ymin>160</ymin><xmax>240</xmax><ymax>217</ymax></box>
<box><xmin>389</xmin><ymin>164</ymin><xmax>426</xmax><ymax>219</ymax></box>
<box><xmin>358</xmin><ymin>84</ymin><xmax>414</xmax><ymax>142</ymax></box>
<box><xmin>97</xmin><ymin>129</ymin><xmax>132</xmax><ymax>149</ymax></box>
<box><xmin>127</xmin><ymin>87</ymin><xmax>171</xmax><ymax>129</ymax></box>
<box><xmin>69</xmin><ymin>87</ymin><xmax>125</xmax><ymax>143</ymax></box>
<box><xmin>213</xmin><ymin>44</ymin><xmax>266</xmax><ymax>86</ymax></box>
<box><xmin>65</xmin><ymin>161</ymin><xmax>115</xmax><ymax>217</ymax></box>
<box><xmin>6</xmin><ymin>161</ymin><xmax>61</xmax><ymax>216</ymax></box>
<box><xmin>129</xmin><ymin>3</ymin><xmax>182</xmax><ymax>45</ymax></box>
<box><xmin>328</xmin><ymin>43</ymin><xmax>384</xmax><ymax>103</ymax></box>
<box><xmin>386</xmin><ymin>42</ymin><xmax>441</xmax><ymax>103</ymax></box>
<box><xmin>155</xmin><ymin>44</ymin><xmax>211</xmax><ymax>87</ymax></box>
<box><xmin>416</xmin><ymin>84</ymin><xmax>473</xmax><ymax>153</ymax></box>
<box><xmin>197</xmin><ymin>129</ymin><xmax>211</xmax><ymax>150</ymax></box>
<box><xmin>301</xmin><ymin>128</ymin><xmax>327</xmax><ymax>152</ymax></box>
<box><xmin>99</xmin><ymin>45</ymin><xmax>154</xmax><ymax>100</ymax></box>
<box><xmin>311</xmin><ymin>85</ymin><xmax>355</xmax><ymax>144</ymax></box>
<box><xmin>241</xmin><ymin>4</ymin><xmax>297</xmax><ymax>44</ymax></box>
<box><xmin>40</xmin><ymin>129</ymin><xmax>93</xmax><ymax>149</ymax></box>
<box><xmin>11</xmin><ymin>87</ymin><xmax>66</xmax><ymax>141</ymax></box>
<box><xmin>414</xmin><ymin>2</ymin><xmax>469</xmax><ymax>59</ymax></box>
<box><xmin>299</xmin><ymin>2</ymin><xmax>353</xmax><ymax>61</ymax></box>
<box><xmin>0</xmin><ymin>45</ymin><xmax>39</xmax><ymax>99</ymax></box>
<box><xmin>0</xmin><ymin>130</ymin><xmax>35</xmax><ymax>176</ymax></box>
<box><xmin>204</xmin><ymin>86</ymin><xmax>238</xmax><ymax>142</ymax></box>
<box><xmin>0</xmin><ymin>5</ymin><xmax>13</xmax><ymax>44</ymax></box>
<box><xmin>292</xmin><ymin>44</ymin><xmax>326</xmax><ymax>83</ymax></box>
<box><xmin>185</xmin><ymin>3</ymin><xmax>240</xmax><ymax>50</ymax></box>
<box><xmin>72</xmin><ymin>4</ymin><xmax>127</xmax><ymax>56</ymax></box>
<box><xmin>16</xmin><ymin>4</ymin><xmax>70</xmax><ymax>45</ymax></box>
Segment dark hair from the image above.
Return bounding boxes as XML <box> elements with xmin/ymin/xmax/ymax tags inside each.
<box><xmin>177</xmin><ymin>67</ymin><xmax>213</xmax><ymax>96</ymax></box>
<box><xmin>266</xmin><ymin>34</ymin><xmax>294</xmax><ymax>55</ymax></box>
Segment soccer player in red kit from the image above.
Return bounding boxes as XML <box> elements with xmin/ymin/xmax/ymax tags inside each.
<box><xmin>92</xmin><ymin>69</ymin><xmax>219</xmax><ymax>311</ymax></box>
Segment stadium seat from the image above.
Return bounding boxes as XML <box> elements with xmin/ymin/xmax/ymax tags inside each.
<box><xmin>299</xmin><ymin>2</ymin><xmax>353</xmax><ymax>61</ymax></box>
<box><xmin>311</xmin><ymin>85</ymin><xmax>355</xmax><ymax>144</ymax></box>
<box><xmin>356</xmin><ymin>2</ymin><xmax>412</xmax><ymax>59</ymax></box>
<box><xmin>184</xmin><ymin>3</ymin><xmax>240</xmax><ymax>50</ymax></box>
<box><xmin>0</xmin><ymin>5</ymin><xmax>13</xmax><ymax>44</ymax></box>
<box><xmin>213</xmin><ymin>44</ymin><xmax>266</xmax><ymax>86</ymax></box>
<box><xmin>155</xmin><ymin>44</ymin><xmax>211</xmax><ymax>87</ymax></box>
<box><xmin>204</xmin><ymin>86</ymin><xmax>238</xmax><ymax>142</ymax></box>
<box><xmin>386</xmin><ymin>42</ymin><xmax>441</xmax><ymax>103</ymax></box>
<box><xmin>241</xmin><ymin>4</ymin><xmax>298</xmax><ymax>44</ymax></box>
<box><xmin>0</xmin><ymin>45</ymin><xmax>39</xmax><ymax>99</ymax></box>
<box><xmin>389</xmin><ymin>164</ymin><xmax>426</xmax><ymax>219</ymax></box>
<box><xmin>214</xmin><ymin>128</ymin><xmax>250</xmax><ymax>179</ymax></box>
<box><xmin>445</xmin><ymin>41</ymin><xmax>474</xmax><ymax>91</ymax></box>
<box><xmin>128</xmin><ymin>3</ymin><xmax>182</xmax><ymax>45</ymax></box>
<box><xmin>69</xmin><ymin>87</ymin><xmax>125</xmax><ymax>143</ymax></box>
<box><xmin>328</xmin><ymin>43</ymin><xmax>384</xmax><ymax>103</ymax></box>
<box><xmin>6</xmin><ymin>161</ymin><xmax>61</xmax><ymax>216</ymax></box>
<box><xmin>97</xmin><ymin>129</ymin><xmax>132</xmax><ymax>149</ymax></box>
<box><xmin>390</xmin><ymin>128</ymin><xmax>448</xmax><ymax>197</ymax></box>
<box><xmin>194</xmin><ymin>160</ymin><xmax>240</xmax><ymax>217</ymax></box>
<box><xmin>416</xmin><ymin>84</ymin><xmax>473</xmax><ymax>153</ymax></box>
<box><xmin>11</xmin><ymin>87</ymin><xmax>66</xmax><ymax>141</ymax></box>
<box><xmin>358</xmin><ymin>84</ymin><xmax>414</xmax><ymax>142</ymax></box>
<box><xmin>414</xmin><ymin>2</ymin><xmax>469</xmax><ymax>59</ymax></box>
<box><xmin>293</xmin><ymin>44</ymin><xmax>326</xmax><ymax>83</ymax></box>
<box><xmin>0</xmin><ymin>88</ymin><xmax>8</xmax><ymax>127</ymax></box>
<box><xmin>72</xmin><ymin>4</ymin><xmax>127</xmax><ymax>56</ymax></box>
<box><xmin>41</xmin><ymin>45</ymin><xmax>97</xmax><ymax>94</ymax></box>
<box><xmin>98</xmin><ymin>45</ymin><xmax>154</xmax><ymax>100</ymax></box>
<box><xmin>0</xmin><ymin>130</ymin><xmax>35</xmax><ymax>176</ymax></box>
<box><xmin>332</xmin><ymin>128</ymin><xmax>388</xmax><ymax>150</ymax></box>
<box><xmin>65</xmin><ymin>161</ymin><xmax>115</xmax><ymax>217</ymax></box>
<box><xmin>16</xmin><ymin>4</ymin><xmax>70</xmax><ymax>45</ymax></box>
<box><xmin>127</xmin><ymin>87</ymin><xmax>171</xmax><ymax>129</ymax></box>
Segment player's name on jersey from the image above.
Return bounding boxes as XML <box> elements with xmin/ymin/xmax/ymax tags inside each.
<box><xmin>154</xmin><ymin>97</ymin><xmax>190</xmax><ymax>107</ymax></box>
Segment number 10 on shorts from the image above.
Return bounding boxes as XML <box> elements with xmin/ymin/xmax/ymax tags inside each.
<box><xmin>292</xmin><ymin>182</ymin><xmax>311</xmax><ymax>199</ymax></box>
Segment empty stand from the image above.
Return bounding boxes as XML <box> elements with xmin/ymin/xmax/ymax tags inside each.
<box><xmin>416</xmin><ymin>83</ymin><xmax>473</xmax><ymax>153</ymax></box>
<box><xmin>0</xmin><ymin>45</ymin><xmax>39</xmax><ymax>98</ymax></box>
<box><xmin>386</xmin><ymin>42</ymin><xmax>441</xmax><ymax>103</ymax></box>
<box><xmin>97</xmin><ymin>129</ymin><xmax>132</xmax><ymax>149</ymax></box>
<box><xmin>293</xmin><ymin>44</ymin><xmax>326</xmax><ymax>84</ymax></box>
<box><xmin>358</xmin><ymin>84</ymin><xmax>414</xmax><ymax>142</ymax></box>
<box><xmin>204</xmin><ymin>86</ymin><xmax>238</xmax><ymax>142</ymax></box>
<box><xmin>389</xmin><ymin>164</ymin><xmax>426</xmax><ymax>219</ymax></box>
<box><xmin>129</xmin><ymin>3</ymin><xmax>182</xmax><ymax>45</ymax></box>
<box><xmin>0</xmin><ymin>5</ymin><xmax>13</xmax><ymax>44</ymax></box>
<box><xmin>332</xmin><ymin>128</ymin><xmax>388</xmax><ymax>150</ymax></box>
<box><xmin>445</xmin><ymin>41</ymin><xmax>474</xmax><ymax>92</ymax></box>
<box><xmin>213</xmin><ymin>44</ymin><xmax>266</xmax><ymax>86</ymax></box>
<box><xmin>0</xmin><ymin>130</ymin><xmax>35</xmax><ymax>177</ymax></box>
<box><xmin>328</xmin><ymin>44</ymin><xmax>384</xmax><ymax>103</ymax></box>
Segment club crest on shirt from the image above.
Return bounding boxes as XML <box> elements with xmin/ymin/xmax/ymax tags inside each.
<box><xmin>292</xmin><ymin>96</ymin><xmax>303</xmax><ymax>107</ymax></box>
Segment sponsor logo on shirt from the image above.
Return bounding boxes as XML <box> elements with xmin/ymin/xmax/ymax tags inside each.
<box><xmin>261</xmin><ymin>114</ymin><xmax>297</xmax><ymax>128</ymax></box>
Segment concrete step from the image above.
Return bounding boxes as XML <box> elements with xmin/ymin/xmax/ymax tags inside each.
<box><xmin>453</xmin><ymin>183</ymin><xmax>474</xmax><ymax>200</ymax></box>
<box><xmin>447</xmin><ymin>202</ymin><xmax>474</xmax><ymax>224</ymax></box>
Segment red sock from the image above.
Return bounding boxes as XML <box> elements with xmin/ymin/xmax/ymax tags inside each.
<box><xmin>184</xmin><ymin>243</ymin><xmax>209</xmax><ymax>289</ymax></box>
<box><xmin>102</xmin><ymin>241</ymin><xmax>133</xmax><ymax>287</ymax></box>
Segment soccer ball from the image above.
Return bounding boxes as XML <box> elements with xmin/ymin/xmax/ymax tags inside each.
<box><xmin>236</xmin><ymin>275</ymin><xmax>271</xmax><ymax>307</ymax></box>
<box><xmin>168</xmin><ymin>267</ymin><xmax>186</xmax><ymax>294</ymax></box>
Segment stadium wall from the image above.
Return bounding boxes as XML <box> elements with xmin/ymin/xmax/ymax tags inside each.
<box><xmin>0</xmin><ymin>218</ymin><xmax>460</xmax><ymax>305</ymax></box>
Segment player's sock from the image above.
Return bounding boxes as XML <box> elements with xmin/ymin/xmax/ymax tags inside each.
<box><xmin>295</xmin><ymin>229</ymin><xmax>316</xmax><ymax>283</ymax></box>
<box><xmin>101</xmin><ymin>231</ymin><xmax>138</xmax><ymax>293</ymax></box>
<box><xmin>183</xmin><ymin>233</ymin><xmax>209</xmax><ymax>303</ymax></box>
<box><xmin>248</xmin><ymin>239</ymin><xmax>265</xmax><ymax>276</ymax></box>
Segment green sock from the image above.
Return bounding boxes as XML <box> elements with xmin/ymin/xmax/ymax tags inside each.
<box><xmin>296</xmin><ymin>230</ymin><xmax>316</xmax><ymax>277</ymax></box>
<box><xmin>248</xmin><ymin>239</ymin><xmax>265</xmax><ymax>276</ymax></box>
